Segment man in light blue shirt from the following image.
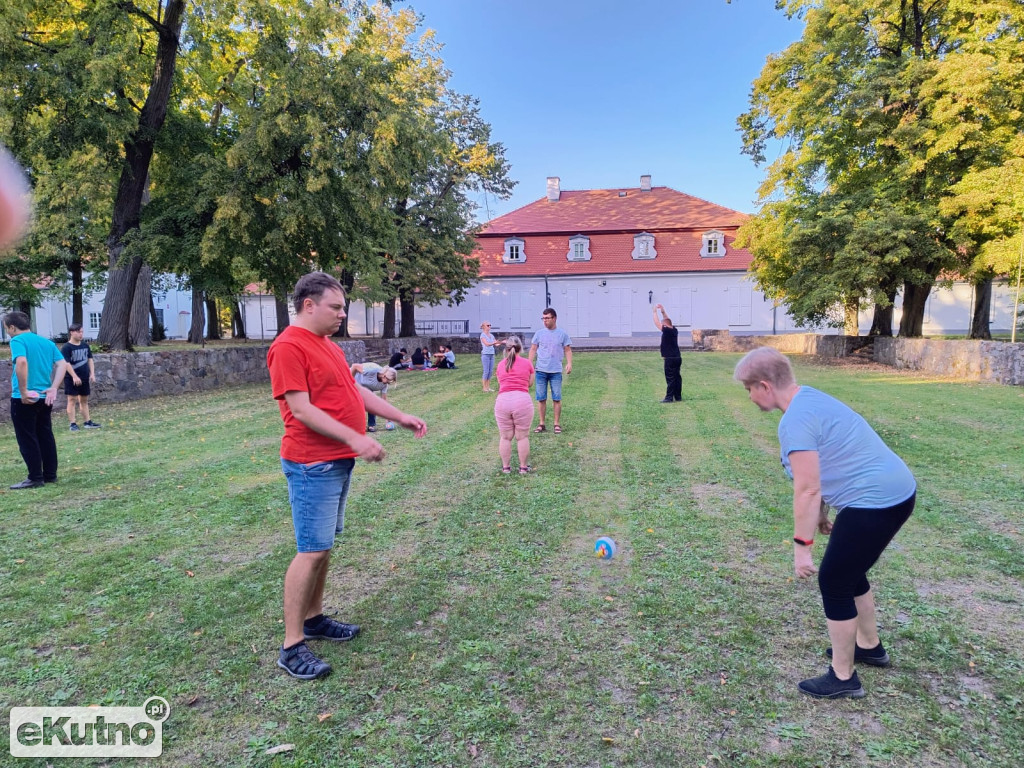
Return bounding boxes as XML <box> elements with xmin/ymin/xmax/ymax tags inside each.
<box><xmin>528</xmin><ymin>307</ymin><xmax>572</xmax><ymax>433</ymax></box>
<box><xmin>5</xmin><ymin>311</ymin><xmax>67</xmax><ymax>489</ymax></box>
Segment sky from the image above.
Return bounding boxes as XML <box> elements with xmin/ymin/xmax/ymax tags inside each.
<box><xmin>401</xmin><ymin>0</ymin><xmax>805</xmax><ymax>222</ymax></box>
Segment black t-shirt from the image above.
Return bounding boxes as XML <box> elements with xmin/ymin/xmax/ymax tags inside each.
<box><xmin>411</xmin><ymin>349</ymin><xmax>425</xmax><ymax>365</ymax></box>
<box><xmin>388</xmin><ymin>352</ymin><xmax>404</xmax><ymax>367</ymax></box>
<box><xmin>660</xmin><ymin>326</ymin><xmax>680</xmax><ymax>358</ymax></box>
<box><xmin>62</xmin><ymin>341</ymin><xmax>93</xmax><ymax>376</ymax></box>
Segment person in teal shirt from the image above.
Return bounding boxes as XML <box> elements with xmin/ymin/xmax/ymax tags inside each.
<box><xmin>5</xmin><ymin>311</ymin><xmax>66</xmax><ymax>489</ymax></box>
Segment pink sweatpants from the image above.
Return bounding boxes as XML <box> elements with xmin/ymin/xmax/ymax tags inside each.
<box><xmin>494</xmin><ymin>391</ymin><xmax>534</xmax><ymax>435</ymax></box>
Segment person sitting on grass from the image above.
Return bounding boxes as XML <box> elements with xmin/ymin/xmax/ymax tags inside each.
<box><xmin>349</xmin><ymin>362</ymin><xmax>397</xmax><ymax>432</ymax></box>
<box><xmin>433</xmin><ymin>344</ymin><xmax>456</xmax><ymax>369</ymax></box>
<box><xmin>388</xmin><ymin>348</ymin><xmax>411</xmax><ymax>370</ymax></box>
<box><xmin>734</xmin><ymin>346</ymin><xmax>916</xmax><ymax>700</ymax></box>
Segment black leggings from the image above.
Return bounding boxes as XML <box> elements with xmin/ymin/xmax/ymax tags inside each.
<box><xmin>818</xmin><ymin>492</ymin><xmax>915</xmax><ymax>621</ymax></box>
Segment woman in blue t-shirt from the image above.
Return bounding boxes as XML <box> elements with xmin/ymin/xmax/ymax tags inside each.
<box><xmin>734</xmin><ymin>347</ymin><xmax>916</xmax><ymax>701</ymax></box>
<box><xmin>479</xmin><ymin>321</ymin><xmax>503</xmax><ymax>392</ymax></box>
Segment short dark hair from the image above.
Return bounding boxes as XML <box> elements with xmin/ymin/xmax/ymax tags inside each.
<box><xmin>543</xmin><ymin>307</ymin><xmax>557</xmax><ymax>319</ymax></box>
<box><xmin>68</xmin><ymin>322</ymin><xmax>83</xmax><ymax>332</ymax></box>
<box><xmin>3</xmin><ymin>311</ymin><xmax>31</xmax><ymax>331</ymax></box>
<box><xmin>292</xmin><ymin>272</ymin><xmax>345</xmax><ymax>314</ymax></box>
<box><xmin>399</xmin><ymin>348</ymin><xmax>407</xmax><ymax>353</ymax></box>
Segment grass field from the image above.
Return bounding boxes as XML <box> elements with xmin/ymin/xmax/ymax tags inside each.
<box><xmin>1</xmin><ymin>353</ymin><xmax>1022</xmax><ymax>767</ymax></box>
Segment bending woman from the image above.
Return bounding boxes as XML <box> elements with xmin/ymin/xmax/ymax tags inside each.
<box><xmin>734</xmin><ymin>347</ymin><xmax>916</xmax><ymax>700</ymax></box>
<box><xmin>494</xmin><ymin>336</ymin><xmax>535</xmax><ymax>474</ymax></box>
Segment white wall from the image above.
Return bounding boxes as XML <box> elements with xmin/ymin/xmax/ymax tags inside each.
<box><xmin>236</xmin><ymin>275</ymin><xmax>1020</xmax><ymax>339</ymax></box>
<box><xmin>15</xmin><ymin>279</ymin><xmax>194</xmax><ymax>340</ymax></box>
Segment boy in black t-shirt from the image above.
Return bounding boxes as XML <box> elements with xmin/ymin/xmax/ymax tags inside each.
<box><xmin>62</xmin><ymin>323</ymin><xmax>101</xmax><ymax>431</ymax></box>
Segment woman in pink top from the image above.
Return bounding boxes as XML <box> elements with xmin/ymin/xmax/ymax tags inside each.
<box><xmin>494</xmin><ymin>336</ymin><xmax>535</xmax><ymax>474</ymax></box>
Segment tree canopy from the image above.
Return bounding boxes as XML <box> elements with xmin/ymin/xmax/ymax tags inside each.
<box><xmin>1</xmin><ymin>0</ymin><xmax>512</xmax><ymax>347</ymax></box>
<box><xmin>737</xmin><ymin>0</ymin><xmax>1024</xmax><ymax>337</ymax></box>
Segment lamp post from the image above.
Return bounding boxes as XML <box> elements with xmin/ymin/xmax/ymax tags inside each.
<box><xmin>1012</xmin><ymin>220</ymin><xmax>1023</xmax><ymax>344</ymax></box>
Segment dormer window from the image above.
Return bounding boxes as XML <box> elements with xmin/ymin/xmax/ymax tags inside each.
<box><xmin>631</xmin><ymin>232</ymin><xmax>656</xmax><ymax>260</ymax></box>
<box><xmin>700</xmin><ymin>230</ymin><xmax>726</xmax><ymax>258</ymax></box>
<box><xmin>566</xmin><ymin>234</ymin><xmax>592</xmax><ymax>262</ymax></box>
<box><xmin>503</xmin><ymin>237</ymin><xmax>526</xmax><ymax>264</ymax></box>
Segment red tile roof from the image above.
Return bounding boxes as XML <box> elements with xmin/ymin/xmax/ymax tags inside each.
<box><xmin>474</xmin><ymin>186</ymin><xmax>754</xmax><ymax>278</ymax></box>
<box><xmin>480</xmin><ymin>186</ymin><xmax>749</xmax><ymax>235</ymax></box>
<box><xmin>475</xmin><ymin>231</ymin><xmax>752</xmax><ymax>278</ymax></box>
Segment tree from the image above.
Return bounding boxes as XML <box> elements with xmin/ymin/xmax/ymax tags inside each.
<box><xmin>390</xmin><ymin>92</ymin><xmax>514</xmax><ymax>338</ymax></box>
<box><xmin>737</xmin><ymin>0</ymin><xmax>1023</xmax><ymax>337</ymax></box>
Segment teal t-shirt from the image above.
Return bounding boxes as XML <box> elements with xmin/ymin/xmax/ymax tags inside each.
<box><xmin>9</xmin><ymin>332</ymin><xmax>64</xmax><ymax>399</ymax></box>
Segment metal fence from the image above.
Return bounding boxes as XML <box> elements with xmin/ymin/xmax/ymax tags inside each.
<box><xmin>413</xmin><ymin>319</ymin><xmax>470</xmax><ymax>336</ymax></box>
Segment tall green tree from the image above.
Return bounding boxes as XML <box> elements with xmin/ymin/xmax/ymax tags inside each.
<box><xmin>738</xmin><ymin>0</ymin><xmax>1023</xmax><ymax>337</ymax></box>
<box><xmin>390</xmin><ymin>91</ymin><xmax>514</xmax><ymax>338</ymax></box>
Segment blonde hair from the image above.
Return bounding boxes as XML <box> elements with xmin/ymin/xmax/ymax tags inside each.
<box><xmin>503</xmin><ymin>335</ymin><xmax>523</xmax><ymax>372</ymax></box>
<box><xmin>733</xmin><ymin>347</ymin><xmax>796</xmax><ymax>389</ymax></box>
<box><xmin>380</xmin><ymin>366</ymin><xmax>398</xmax><ymax>386</ymax></box>
<box><xmin>480</xmin><ymin>321</ymin><xmax>492</xmax><ymax>330</ymax></box>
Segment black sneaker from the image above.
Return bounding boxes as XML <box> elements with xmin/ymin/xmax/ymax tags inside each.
<box><xmin>826</xmin><ymin>642</ymin><xmax>891</xmax><ymax>667</ymax></box>
<box><xmin>70</xmin><ymin>423</ymin><xmax>80</xmax><ymax>432</ymax></box>
<box><xmin>303</xmin><ymin>614</ymin><xmax>360</xmax><ymax>642</ymax></box>
<box><xmin>277</xmin><ymin>642</ymin><xmax>331</xmax><ymax>680</ymax></box>
<box><xmin>798</xmin><ymin>666</ymin><xmax>866</xmax><ymax>699</ymax></box>
<box><xmin>83</xmin><ymin>420</ymin><xmax>101</xmax><ymax>429</ymax></box>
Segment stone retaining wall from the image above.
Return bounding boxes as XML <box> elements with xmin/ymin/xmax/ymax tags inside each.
<box><xmin>691</xmin><ymin>330</ymin><xmax>873</xmax><ymax>356</ymax></box>
<box><xmin>0</xmin><ymin>340</ymin><xmax>367</xmax><ymax>423</ymax></box>
<box><xmin>873</xmin><ymin>337</ymin><xmax>1024</xmax><ymax>385</ymax></box>
<box><xmin>693</xmin><ymin>329</ymin><xmax>1024</xmax><ymax>386</ymax></box>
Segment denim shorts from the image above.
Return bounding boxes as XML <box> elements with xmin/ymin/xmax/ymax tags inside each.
<box><xmin>535</xmin><ymin>370</ymin><xmax>562</xmax><ymax>402</ymax></box>
<box><xmin>281</xmin><ymin>458</ymin><xmax>355</xmax><ymax>552</ymax></box>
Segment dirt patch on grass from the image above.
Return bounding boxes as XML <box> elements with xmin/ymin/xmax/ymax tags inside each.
<box><xmin>690</xmin><ymin>482</ymin><xmax>749</xmax><ymax>518</ymax></box>
<box><xmin>915</xmin><ymin>578</ymin><xmax>1024</xmax><ymax>649</ymax></box>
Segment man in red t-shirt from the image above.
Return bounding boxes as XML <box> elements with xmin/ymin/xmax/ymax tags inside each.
<box><xmin>268</xmin><ymin>272</ymin><xmax>427</xmax><ymax>680</ymax></box>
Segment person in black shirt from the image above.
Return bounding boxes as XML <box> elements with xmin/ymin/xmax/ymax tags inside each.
<box><xmin>388</xmin><ymin>348</ymin><xmax>410</xmax><ymax>370</ymax></box>
<box><xmin>653</xmin><ymin>304</ymin><xmax>681</xmax><ymax>402</ymax></box>
<box><xmin>411</xmin><ymin>348</ymin><xmax>426</xmax><ymax>369</ymax></box>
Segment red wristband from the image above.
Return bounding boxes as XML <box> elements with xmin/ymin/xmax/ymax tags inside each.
<box><xmin>793</xmin><ymin>536</ymin><xmax>814</xmax><ymax>546</ymax></box>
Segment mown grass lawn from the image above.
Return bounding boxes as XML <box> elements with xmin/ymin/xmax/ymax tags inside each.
<box><xmin>1</xmin><ymin>352</ymin><xmax>1022</xmax><ymax>767</ymax></box>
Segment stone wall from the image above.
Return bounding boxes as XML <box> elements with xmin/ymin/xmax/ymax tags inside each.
<box><xmin>0</xmin><ymin>340</ymin><xmax>367</xmax><ymax>422</ymax></box>
<box><xmin>873</xmin><ymin>337</ymin><xmax>1024</xmax><ymax>386</ymax></box>
<box><xmin>691</xmin><ymin>330</ymin><xmax>873</xmax><ymax>357</ymax></box>
<box><xmin>692</xmin><ymin>330</ymin><xmax>1024</xmax><ymax>386</ymax></box>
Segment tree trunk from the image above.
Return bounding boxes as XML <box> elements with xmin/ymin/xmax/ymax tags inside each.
<box><xmin>274</xmin><ymin>296</ymin><xmax>290</xmax><ymax>337</ymax></box>
<box><xmin>868</xmin><ymin>291</ymin><xmax>897</xmax><ymax>337</ymax></box>
<box><xmin>69</xmin><ymin>259</ymin><xmax>84</xmax><ymax>327</ymax></box>
<box><xmin>898</xmin><ymin>281</ymin><xmax>932</xmax><ymax>337</ymax></box>
<box><xmin>232</xmin><ymin>300</ymin><xmax>246</xmax><ymax>338</ymax></box>
<box><xmin>399</xmin><ymin>289</ymin><xmax>417</xmax><ymax>337</ymax></box>
<box><xmin>204</xmin><ymin>296</ymin><xmax>220</xmax><ymax>340</ymax></box>
<box><xmin>843</xmin><ymin>298</ymin><xmax>860</xmax><ymax>336</ymax></box>
<box><xmin>188</xmin><ymin>288</ymin><xmax>205</xmax><ymax>343</ymax></box>
<box><xmin>968</xmin><ymin>278</ymin><xmax>992</xmax><ymax>340</ymax></box>
<box><xmin>129</xmin><ymin>263</ymin><xmax>153</xmax><ymax>347</ymax></box>
<box><xmin>95</xmin><ymin>0</ymin><xmax>186</xmax><ymax>351</ymax></box>
<box><xmin>149</xmin><ymin>295</ymin><xmax>165</xmax><ymax>341</ymax></box>
<box><xmin>382</xmin><ymin>299</ymin><xmax>397</xmax><ymax>339</ymax></box>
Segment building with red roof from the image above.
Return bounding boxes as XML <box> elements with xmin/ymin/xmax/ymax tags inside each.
<box><xmin>421</xmin><ymin>175</ymin><xmax>781</xmax><ymax>340</ymax></box>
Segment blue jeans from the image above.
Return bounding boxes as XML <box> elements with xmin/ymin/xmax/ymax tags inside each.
<box><xmin>281</xmin><ymin>458</ymin><xmax>355</xmax><ymax>552</ymax></box>
<box><xmin>482</xmin><ymin>354</ymin><xmax>495</xmax><ymax>380</ymax></box>
<box><xmin>535</xmin><ymin>371</ymin><xmax>562</xmax><ymax>402</ymax></box>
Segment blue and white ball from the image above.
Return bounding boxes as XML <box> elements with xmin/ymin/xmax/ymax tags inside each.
<box><xmin>595</xmin><ymin>537</ymin><xmax>616</xmax><ymax>560</ymax></box>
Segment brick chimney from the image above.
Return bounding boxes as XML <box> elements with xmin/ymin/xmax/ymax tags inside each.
<box><xmin>640</xmin><ymin>174</ymin><xmax>652</xmax><ymax>192</ymax></box>
<box><xmin>546</xmin><ymin>176</ymin><xmax>561</xmax><ymax>202</ymax></box>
